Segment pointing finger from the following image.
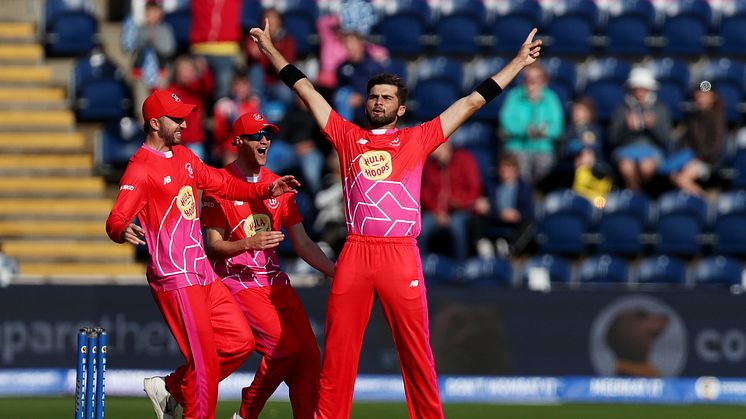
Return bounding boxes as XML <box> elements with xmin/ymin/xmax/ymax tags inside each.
<box><xmin>524</xmin><ymin>28</ymin><xmax>538</xmax><ymax>44</ymax></box>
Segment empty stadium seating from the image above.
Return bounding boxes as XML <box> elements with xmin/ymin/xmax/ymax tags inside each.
<box><xmin>596</xmin><ymin>190</ymin><xmax>651</xmax><ymax>256</ymax></box>
<box><xmin>536</xmin><ymin>189</ymin><xmax>593</xmax><ymax>255</ymax></box>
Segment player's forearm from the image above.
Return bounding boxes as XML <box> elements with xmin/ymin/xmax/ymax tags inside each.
<box><xmin>492</xmin><ymin>57</ymin><xmax>525</xmax><ymax>91</ymax></box>
<box><xmin>206</xmin><ymin>238</ymin><xmax>249</xmax><ymax>260</ymax></box>
<box><xmin>288</xmin><ymin>226</ymin><xmax>335</xmax><ymax>277</ymax></box>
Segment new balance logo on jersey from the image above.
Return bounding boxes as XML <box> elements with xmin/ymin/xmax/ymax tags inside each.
<box><xmin>390</xmin><ymin>137</ymin><xmax>401</xmax><ymax>147</ymax></box>
<box><xmin>409</xmin><ymin>280</ymin><xmax>419</xmax><ymax>287</ymax></box>
<box><xmin>163</xmin><ymin>176</ymin><xmax>171</xmax><ymax>185</ymax></box>
<box><xmin>357</xmin><ymin>138</ymin><xmax>368</xmax><ymax>145</ymax></box>
<box><xmin>233</xmin><ymin>201</ymin><xmax>244</xmax><ymax>206</ymax></box>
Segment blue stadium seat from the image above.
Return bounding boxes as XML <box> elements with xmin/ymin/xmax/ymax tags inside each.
<box><xmin>375</xmin><ymin>0</ymin><xmax>431</xmax><ymax>56</ymax></box>
<box><xmin>73</xmin><ymin>53</ymin><xmax>131</xmax><ymax>121</ymax></box>
<box><xmin>282</xmin><ymin>0</ymin><xmax>319</xmax><ymax>57</ymax></box>
<box><xmin>648</xmin><ymin>58</ymin><xmax>691</xmax><ymax>123</ymax></box>
<box><xmin>449</xmin><ymin>121</ymin><xmax>496</xmax><ymax>184</ymax></box>
<box><xmin>577</xmin><ymin>255</ymin><xmax>629</xmax><ymax>285</ymax></box>
<box><xmin>97</xmin><ymin>117</ymin><xmax>144</xmax><ymax>170</ymax></box>
<box><xmin>653</xmin><ymin>191</ymin><xmax>708</xmax><ymax>256</ymax></box>
<box><xmin>581</xmin><ymin>58</ymin><xmax>632</xmax><ymax>123</ymax></box>
<box><xmin>488</xmin><ymin>0</ymin><xmax>543</xmax><ymax>55</ymax></box>
<box><xmin>411</xmin><ymin>57</ymin><xmax>464</xmax><ymax>120</ymax></box>
<box><xmin>461</xmin><ymin>257</ymin><xmax>513</xmax><ymax>286</ymax></box>
<box><xmin>45</xmin><ymin>0</ymin><xmax>95</xmax><ymax>22</ymax></box>
<box><xmin>522</xmin><ymin>254</ymin><xmax>573</xmax><ymax>285</ymax></box>
<box><xmin>660</xmin><ymin>0</ymin><xmax>712</xmax><ymax>56</ymax></box>
<box><xmin>241</xmin><ymin>0</ymin><xmax>263</xmax><ymax>31</ymax></box>
<box><xmin>468</xmin><ymin>56</ymin><xmax>508</xmax><ymax>123</ymax></box>
<box><xmin>731</xmin><ymin>148</ymin><xmax>746</xmax><ymax>189</ymax></box>
<box><xmin>635</xmin><ymin>255</ymin><xmax>687</xmax><ymax>285</ymax></box>
<box><xmin>434</xmin><ymin>0</ymin><xmax>485</xmax><ymax>56</ymax></box>
<box><xmin>713</xmin><ymin>190</ymin><xmax>746</xmax><ymax>255</ymax></box>
<box><xmin>597</xmin><ymin>190</ymin><xmax>651</xmax><ymax>256</ymax></box>
<box><xmin>422</xmin><ymin>254</ymin><xmax>460</xmax><ymax>285</ymax></box>
<box><xmin>536</xmin><ymin>189</ymin><xmax>594</xmax><ymax>255</ymax></box>
<box><xmin>692</xmin><ymin>256</ymin><xmax>743</xmax><ymax>287</ymax></box>
<box><xmin>604</xmin><ymin>0</ymin><xmax>656</xmax><ymax>56</ymax></box>
<box><xmin>545</xmin><ymin>0</ymin><xmax>599</xmax><ymax>56</ymax></box>
<box><xmin>163</xmin><ymin>9</ymin><xmax>191</xmax><ymax>56</ymax></box>
<box><xmin>382</xmin><ymin>57</ymin><xmax>409</xmax><ymax>84</ymax></box>
<box><xmin>697</xmin><ymin>58</ymin><xmax>746</xmax><ymax>124</ymax></box>
<box><xmin>544</xmin><ymin>57</ymin><xmax>577</xmax><ymax>111</ymax></box>
<box><xmin>45</xmin><ymin>10</ymin><xmax>98</xmax><ymax>56</ymax></box>
<box><xmin>719</xmin><ymin>3</ymin><xmax>746</xmax><ymax>56</ymax></box>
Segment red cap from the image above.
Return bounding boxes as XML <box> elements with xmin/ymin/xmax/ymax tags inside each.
<box><xmin>142</xmin><ymin>90</ymin><xmax>197</xmax><ymax>121</ymax></box>
<box><xmin>231</xmin><ymin>112</ymin><xmax>279</xmax><ymax>138</ymax></box>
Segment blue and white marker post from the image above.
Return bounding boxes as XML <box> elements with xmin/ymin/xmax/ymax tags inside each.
<box><xmin>74</xmin><ymin>328</ymin><xmax>87</xmax><ymax>419</ymax></box>
<box><xmin>95</xmin><ymin>328</ymin><xmax>107</xmax><ymax>419</ymax></box>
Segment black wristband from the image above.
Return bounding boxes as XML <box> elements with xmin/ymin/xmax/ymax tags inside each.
<box><xmin>474</xmin><ymin>78</ymin><xmax>503</xmax><ymax>103</ymax></box>
<box><xmin>279</xmin><ymin>64</ymin><xmax>307</xmax><ymax>88</ymax></box>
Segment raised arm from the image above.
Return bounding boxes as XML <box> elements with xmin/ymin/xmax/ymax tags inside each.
<box><xmin>439</xmin><ymin>28</ymin><xmax>542</xmax><ymax>138</ymax></box>
<box><xmin>250</xmin><ymin>18</ymin><xmax>332</xmax><ymax>130</ymax></box>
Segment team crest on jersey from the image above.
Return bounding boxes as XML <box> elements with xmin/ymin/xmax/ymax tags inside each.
<box><xmin>176</xmin><ymin>185</ymin><xmax>197</xmax><ymax>220</ymax></box>
<box><xmin>267</xmin><ymin>198</ymin><xmax>279</xmax><ymax>209</ymax></box>
<box><xmin>359</xmin><ymin>150</ymin><xmax>392</xmax><ymax>180</ymax></box>
<box><xmin>243</xmin><ymin>213</ymin><xmax>271</xmax><ymax>237</ymax></box>
<box><xmin>184</xmin><ymin>163</ymin><xmax>194</xmax><ymax>178</ymax></box>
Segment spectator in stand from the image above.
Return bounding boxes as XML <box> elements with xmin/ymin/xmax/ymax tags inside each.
<box><xmin>273</xmin><ymin>97</ymin><xmax>326</xmax><ymax>193</ymax></box>
<box><xmin>662</xmin><ymin>87</ymin><xmax>726</xmax><ymax>196</ymax></box>
<box><xmin>562</xmin><ymin>97</ymin><xmax>604</xmax><ymax>161</ymax></box>
<box><xmin>419</xmin><ymin>142</ymin><xmax>483</xmax><ymax>261</ymax></box>
<box><xmin>472</xmin><ymin>153</ymin><xmax>535</xmax><ymax>258</ymax></box>
<box><xmin>121</xmin><ymin>0</ymin><xmax>176</xmax><ymax>117</ymax></box>
<box><xmin>245</xmin><ymin>8</ymin><xmax>296</xmax><ymax>108</ymax></box>
<box><xmin>499</xmin><ymin>63</ymin><xmax>564</xmax><ymax>185</ymax></box>
<box><xmin>189</xmin><ymin>0</ymin><xmax>241</xmax><ymax>100</ymax></box>
<box><xmin>313</xmin><ymin>151</ymin><xmax>346</xmax><ymax>258</ymax></box>
<box><xmin>213</xmin><ymin>69</ymin><xmax>263</xmax><ymax>164</ymax></box>
<box><xmin>168</xmin><ymin>55</ymin><xmax>214</xmax><ymax>160</ymax></box>
<box><xmin>608</xmin><ymin>67</ymin><xmax>672</xmax><ymax>192</ymax></box>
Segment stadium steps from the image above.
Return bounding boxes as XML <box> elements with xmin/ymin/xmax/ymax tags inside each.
<box><xmin>0</xmin><ymin>22</ymin><xmax>35</xmax><ymax>42</ymax></box>
<box><xmin>0</xmin><ymin>109</ymin><xmax>74</xmax><ymax>131</ymax></box>
<box><xmin>0</xmin><ymin>43</ymin><xmax>42</xmax><ymax>63</ymax></box>
<box><xmin>0</xmin><ymin>153</ymin><xmax>92</xmax><ymax>175</ymax></box>
<box><xmin>0</xmin><ymin>176</ymin><xmax>105</xmax><ymax>197</ymax></box>
<box><xmin>0</xmin><ymin>220</ymin><xmax>105</xmax><ymax>238</ymax></box>
<box><xmin>0</xmin><ymin>198</ymin><xmax>112</xmax><ymax>219</ymax></box>
<box><xmin>0</xmin><ymin>65</ymin><xmax>54</xmax><ymax>85</ymax></box>
<box><xmin>18</xmin><ymin>262</ymin><xmax>146</xmax><ymax>279</ymax></box>
<box><xmin>0</xmin><ymin>132</ymin><xmax>87</xmax><ymax>153</ymax></box>
<box><xmin>0</xmin><ymin>86</ymin><xmax>67</xmax><ymax>110</ymax></box>
<box><xmin>3</xmin><ymin>240</ymin><xmax>133</xmax><ymax>263</ymax></box>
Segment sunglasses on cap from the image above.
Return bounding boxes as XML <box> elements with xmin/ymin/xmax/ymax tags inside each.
<box><xmin>241</xmin><ymin>129</ymin><xmax>276</xmax><ymax>141</ymax></box>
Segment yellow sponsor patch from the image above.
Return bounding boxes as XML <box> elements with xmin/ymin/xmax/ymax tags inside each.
<box><xmin>176</xmin><ymin>186</ymin><xmax>197</xmax><ymax>220</ymax></box>
<box><xmin>359</xmin><ymin>150</ymin><xmax>392</xmax><ymax>180</ymax></box>
<box><xmin>243</xmin><ymin>213</ymin><xmax>271</xmax><ymax>237</ymax></box>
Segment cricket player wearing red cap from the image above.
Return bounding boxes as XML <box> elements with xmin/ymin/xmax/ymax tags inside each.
<box><xmin>250</xmin><ymin>19</ymin><xmax>542</xmax><ymax>419</ymax></box>
<box><xmin>201</xmin><ymin>112</ymin><xmax>335</xmax><ymax>419</ymax></box>
<box><xmin>105</xmin><ymin>90</ymin><xmax>300</xmax><ymax>419</ymax></box>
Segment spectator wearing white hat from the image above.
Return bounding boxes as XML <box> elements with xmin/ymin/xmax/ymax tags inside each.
<box><xmin>608</xmin><ymin>66</ymin><xmax>673</xmax><ymax>191</ymax></box>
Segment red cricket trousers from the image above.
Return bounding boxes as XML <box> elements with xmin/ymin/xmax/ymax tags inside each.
<box><xmin>315</xmin><ymin>234</ymin><xmax>443</xmax><ymax>419</ymax></box>
<box><xmin>232</xmin><ymin>284</ymin><xmax>320</xmax><ymax>419</ymax></box>
<box><xmin>151</xmin><ymin>280</ymin><xmax>254</xmax><ymax>419</ymax></box>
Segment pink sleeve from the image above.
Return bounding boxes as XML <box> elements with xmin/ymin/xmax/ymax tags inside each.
<box><xmin>416</xmin><ymin>116</ymin><xmax>447</xmax><ymax>157</ymax></box>
<box><xmin>106</xmin><ymin>165</ymin><xmax>148</xmax><ymax>243</ymax></box>
<box><xmin>191</xmin><ymin>152</ymin><xmax>271</xmax><ymax>201</ymax></box>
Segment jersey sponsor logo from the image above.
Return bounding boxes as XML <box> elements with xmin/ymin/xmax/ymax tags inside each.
<box><xmin>119</xmin><ymin>184</ymin><xmax>135</xmax><ymax>191</ymax></box>
<box><xmin>184</xmin><ymin>163</ymin><xmax>194</xmax><ymax>178</ymax></box>
<box><xmin>390</xmin><ymin>137</ymin><xmax>401</xmax><ymax>147</ymax></box>
<box><xmin>356</xmin><ymin>138</ymin><xmax>368</xmax><ymax>145</ymax></box>
<box><xmin>409</xmin><ymin>280</ymin><xmax>419</xmax><ymax>287</ymax></box>
<box><xmin>176</xmin><ymin>185</ymin><xmax>197</xmax><ymax>220</ymax></box>
<box><xmin>202</xmin><ymin>201</ymin><xmax>215</xmax><ymax>208</ymax></box>
<box><xmin>233</xmin><ymin>201</ymin><xmax>244</xmax><ymax>206</ymax></box>
<box><xmin>359</xmin><ymin>150</ymin><xmax>393</xmax><ymax>180</ymax></box>
<box><xmin>267</xmin><ymin>198</ymin><xmax>279</xmax><ymax>209</ymax></box>
<box><xmin>163</xmin><ymin>176</ymin><xmax>171</xmax><ymax>185</ymax></box>
<box><xmin>243</xmin><ymin>213</ymin><xmax>271</xmax><ymax>237</ymax></box>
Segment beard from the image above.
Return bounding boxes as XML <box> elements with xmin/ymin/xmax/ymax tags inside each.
<box><xmin>366</xmin><ymin>108</ymin><xmax>398</xmax><ymax>128</ymax></box>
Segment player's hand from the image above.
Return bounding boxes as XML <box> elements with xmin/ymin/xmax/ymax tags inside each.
<box><xmin>515</xmin><ymin>28</ymin><xmax>541</xmax><ymax>67</ymax></box>
<box><xmin>244</xmin><ymin>231</ymin><xmax>284</xmax><ymax>251</ymax></box>
<box><xmin>267</xmin><ymin>175</ymin><xmax>300</xmax><ymax>197</ymax></box>
<box><xmin>121</xmin><ymin>223</ymin><xmax>145</xmax><ymax>245</ymax></box>
<box><xmin>249</xmin><ymin>18</ymin><xmax>275</xmax><ymax>55</ymax></box>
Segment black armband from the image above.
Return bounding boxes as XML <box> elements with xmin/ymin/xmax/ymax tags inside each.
<box><xmin>279</xmin><ymin>64</ymin><xmax>307</xmax><ymax>88</ymax></box>
<box><xmin>474</xmin><ymin>78</ymin><xmax>503</xmax><ymax>103</ymax></box>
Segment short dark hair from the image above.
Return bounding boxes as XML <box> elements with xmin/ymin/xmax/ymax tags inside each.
<box><xmin>143</xmin><ymin>121</ymin><xmax>150</xmax><ymax>133</ymax></box>
<box><xmin>367</xmin><ymin>73</ymin><xmax>408</xmax><ymax>105</ymax></box>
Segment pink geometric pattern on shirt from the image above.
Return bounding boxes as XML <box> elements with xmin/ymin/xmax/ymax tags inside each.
<box><xmin>345</xmin><ymin>157</ymin><xmax>420</xmax><ymax>236</ymax></box>
<box><xmin>217</xmin><ymin>219</ymin><xmax>289</xmax><ymax>290</ymax></box>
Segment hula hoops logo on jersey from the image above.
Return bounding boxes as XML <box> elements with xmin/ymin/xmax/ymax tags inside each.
<box><xmin>243</xmin><ymin>214</ymin><xmax>271</xmax><ymax>237</ymax></box>
<box><xmin>176</xmin><ymin>186</ymin><xmax>197</xmax><ymax>220</ymax></box>
<box><xmin>359</xmin><ymin>150</ymin><xmax>392</xmax><ymax>180</ymax></box>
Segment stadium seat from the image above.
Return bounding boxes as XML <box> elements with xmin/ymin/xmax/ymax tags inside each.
<box><xmin>718</xmin><ymin>3</ymin><xmax>746</xmax><ymax>56</ymax></box>
<box><xmin>382</xmin><ymin>57</ymin><xmax>409</xmax><ymax>84</ymax></box>
<box><xmin>660</xmin><ymin>0</ymin><xmax>712</xmax><ymax>56</ymax></box>
<box><xmin>692</xmin><ymin>256</ymin><xmax>744</xmax><ymax>287</ymax></box>
<box><xmin>282</xmin><ymin>0</ymin><xmax>319</xmax><ymax>57</ymax></box>
<box><xmin>653</xmin><ymin>190</ymin><xmax>708</xmax><ymax>256</ymax></box>
<box><xmin>411</xmin><ymin>57</ymin><xmax>464</xmax><ymax>120</ymax></box>
<box><xmin>449</xmin><ymin>121</ymin><xmax>496</xmax><ymax>184</ymax></box>
<box><xmin>597</xmin><ymin>190</ymin><xmax>651</xmax><ymax>256</ymax></box>
<box><xmin>422</xmin><ymin>253</ymin><xmax>460</xmax><ymax>285</ymax></box>
<box><xmin>163</xmin><ymin>9</ymin><xmax>191</xmax><ymax>56</ymax></box>
<box><xmin>241</xmin><ymin>0</ymin><xmax>263</xmax><ymax>31</ymax></box>
<box><xmin>434</xmin><ymin>0</ymin><xmax>485</xmax><ymax>56</ymax></box>
<box><xmin>461</xmin><ymin>257</ymin><xmax>513</xmax><ymax>286</ymax></box>
<box><xmin>45</xmin><ymin>10</ymin><xmax>98</xmax><ymax>56</ymax></box>
<box><xmin>375</xmin><ymin>0</ymin><xmax>431</xmax><ymax>56</ymax></box>
<box><xmin>522</xmin><ymin>254</ymin><xmax>573</xmax><ymax>285</ymax></box>
<box><xmin>647</xmin><ymin>58</ymin><xmax>690</xmax><ymax>122</ymax></box>
<box><xmin>712</xmin><ymin>190</ymin><xmax>746</xmax><ymax>255</ymax></box>
<box><xmin>545</xmin><ymin>0</ymin><xmax>599</xmax><ymax>56</ymax></box>
<box><xmin>581</xmin><ymin>58</ymin><xmax>632</xmax><ymax>123</ymax></box>
<box><xmin>468</xmin><ymin>56</ymin><xmax>509</xmax><ymax>123</ymax></box>
<box><xmin>635</xmin><ymin>255</ymin><xmax>687</xmax><ymax>286</ymax></box>
<box><xmin>488</xmin><ymin>0</ymin><xmax>543</xmax><ymax>55</ymax></box>
<box><xmin>96</xmin><ymin>117</ymin><xmax>145</xmax><ymax>170</ymax></box>
<box><xmin>577</xmin><ymin>255</ymin><xmax>629</xmax><ymax>285</ymax></box>
<box><xmin>536</xmin><ymin>189</ymin><xmax>594</xmax><ymax>255</ymax></box>
<box><xmin>604</xmin><ymin>0</ymin><xmax>656</xmax><ymax>56</ymax></box>
<box><xmin>544</xmin><ymin>57</ymin><xmax>577</xmax><ymax>112</ymax></box>
<box><xmin>731</xmin><ymin>148</ymin><xmax>746</xmax><ymax>189</ymax></box>
<box><xmin>73</xmin><ymin>53</ymin><xmax>132</xmax><ymax>122</ymax></box>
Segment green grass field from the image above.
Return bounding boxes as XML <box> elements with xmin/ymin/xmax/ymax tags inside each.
<box><xmin>1</xmin><ymin>397</ymin><xmax>745</xmax><ymax>418</ymax></box>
